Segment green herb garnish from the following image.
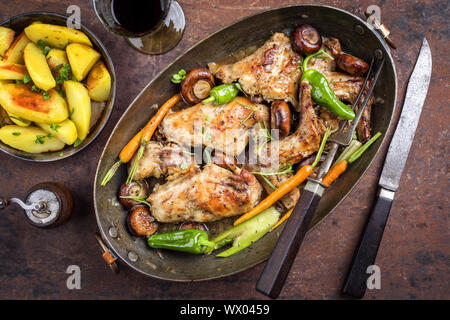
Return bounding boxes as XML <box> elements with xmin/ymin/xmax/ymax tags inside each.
<box><xmin>37</xmin><ymin>39</ymin><xmax>51</xmax><ymax>56</ymax></box>
<box><xmin>42</xmin><ymin>90</ymin><xmax>51</xmax><ymax>100</ymax></box>
<box><xmin>171</xmin><ymin>69</ymin><xmax>187</xmax><ymax>84</ymax></box>
<box><xmin>23</xmin><ymin>75</ymin><xmax>31</xmax><ymax>84</ymax></box>
<box><xmin>180</xmin><ymin>161</ymin><xmax>188</xmax><ymax>170</ymax></box>
<box><xmin>73</xmin><ymin>138</ymin><xmax>82</xmax><ymax>147</ymax></box>
<box><xmin>12</xmin><ymin>132</ymin><xmax>21</xmax><ymax>136</ymax></box>
<box><xmin>55</xmin><ymin>64</ymin><xmax>71</xmax><ymax>84</ymax></box>
<box><xmin>50</xmin><ymin>123</ymin><xmax>61</xmax><ymax>132</ymax></box>
<box><xmin>35</xmin><ymin>133</ymin><xmax>52</xmax><ymax>144</ymax></box>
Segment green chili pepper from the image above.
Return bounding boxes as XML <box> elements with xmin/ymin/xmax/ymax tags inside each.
<box><xmin>202</xmin><ymin>83</ymin><xmax>240</xmax><ymax>105</ymax></box>
<box><xmin>147</xmin><ymin>229</ymin><xmax>215</xmax><ymax>254</ymax></box>
<box><xmin>301</xmin><ymin>49</ymin><xmax>356</xmax><ymax>120</ymax></box>
<box><xmin>205</xmin><ymin>207</ymin><xmax>280</xmax><ymax>257</ymax></box>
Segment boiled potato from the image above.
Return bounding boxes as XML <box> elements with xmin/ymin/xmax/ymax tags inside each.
<box><xmin>66</xmin><ymin>43</ymin><xmax>100</xmax><ymax>81</ymax></box>
<box><xmin>24</xmin><ymin>43</ymin><xmax>56</xmax><ymax>91</ymax></box>
<box><xmin>87</xmin><ymin>61</ymin><xmax>111</xmax><ymax>101</ymax></box>
<box><xmin>0</xmin><ymin>61</ymin><xmax>28</xmax><ymax>80</ymax></box>
<box><xmin>46</xmin><ymin>48</ymin><xmax>69</xmax><ymax>71</ymax></box>
<box><xmin>0</xmin><ymin>26</ymin><xmax>15</xmax><ymax>58</ymax></box>
<box><xmin>64</xmin><ymin>80</ymin><xmax>91</xmax><ymax>140</ymax></box>
<box><xmin>3</xmin><ymin>32</ymin><xmax>31</xmax><ymax>64</ymax></box>
<box><xmin>0</xmin><ymin>125</ymin><xmax>65</xmax><ymax>153</ymax></box>
<box><xmin>8</xmin><ymin>113</ymin><xmax>31</xmax><ymax>127</ymax></box>
<box><xmin>24</xmin><ymin>23</ymin><xmax>92</xmax><ymax>49</ymax></box>
<box><xmin>37</xmin><ymin>118</ymin><xmax>77</xmax><ymax>145</ymax></box>
<box><xmin>0</xmin><ymin>83</ymin><xmax>68</xmax><ymax>123</ymax></box>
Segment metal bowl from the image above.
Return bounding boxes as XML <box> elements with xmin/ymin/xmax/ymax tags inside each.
<box><xmin>94</xmin><ymin>5</ymin><xmax>397</xmax><ymax>281</ymax></box>
<box><xmin>0</xmin><ymin>12</ymin><xmax>116</xmax><ymax>162</ymax></box>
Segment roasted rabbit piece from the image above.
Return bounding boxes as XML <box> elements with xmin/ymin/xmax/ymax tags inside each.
<box><xmin>128</xmin><ymin>141</ymin><xmax>195</xmax><ymax>180</ymax></box>
<box><xmin>148</xmin><ymin>164</ymin><xmax>262</xmax><ymax>223</ymax></box>
<box><xmin>248</xmin><ymin>80</ymin><xmax>326</xmax><ymax>209</ymax></box>
<box><xmin>160</xmin><ymin>96</ymin><xmax>269</xmax><ymax>157</ymax></box>
<box><xmin>210</xmin><ymin>33</ymin><xmax>302</xmax><ymax>110</ymax></box>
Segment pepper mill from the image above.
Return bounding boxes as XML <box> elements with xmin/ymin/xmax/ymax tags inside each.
<box><xmin>0</xmin><ymin>182</ymin><xmax>73</xmax><ymax>228</ymax></box>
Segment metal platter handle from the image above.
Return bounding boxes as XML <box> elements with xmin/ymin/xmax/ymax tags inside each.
<box><xmin>95</xmin><ymin>233</ymin><xmax>119</xmax><ymax>274</ymax></box>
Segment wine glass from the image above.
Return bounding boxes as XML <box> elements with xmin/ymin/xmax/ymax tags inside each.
<box><xmin>93</xmin><ymin>0</ymin><xmax>185</xmax><ymax>54</ymax></box>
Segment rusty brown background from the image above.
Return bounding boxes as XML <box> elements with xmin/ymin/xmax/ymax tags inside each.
<box><xmin>0</xmin><ymin>0</ymin><xmax>448</xmax><ymax>300</ymax></box>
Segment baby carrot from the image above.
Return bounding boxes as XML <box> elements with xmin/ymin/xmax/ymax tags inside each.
<box><xmin>322</xmin><ymin>160</ymin><xmax>348</xmax><ymax>187</ymax></box>
<box><xmin>234</xmin><ymin>128</ymin><xmax>331</xmax><ymax>226</ymax></box>
<box><xmin>101</xmin><ymin>94</ymin><xmax>181</xmax><ymax>186</ymax></box>
<box><xmin>322</xmin><ymin>132</ymin><xmax>382</xmax><ymax>187</ymax></box>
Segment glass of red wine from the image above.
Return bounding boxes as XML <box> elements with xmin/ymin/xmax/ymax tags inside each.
<box><xmin>93</xmin><ymin>0</ymin><xmax>185</xmax><ymax>54</ymax></box>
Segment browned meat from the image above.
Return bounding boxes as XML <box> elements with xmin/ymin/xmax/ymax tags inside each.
<box><xmin>211</xmin><ymin>33</ymin><xmax>302</xmax><ymax>109</ymax></box>
<box><xmin>148</xmin><ymin>165</ymin><xmax>262</xmax><ymax>223</ymax></box>
<box><xmin>129</xmin><ymin>141</ymin><xmax>195</xmax><ymax>180</ymax></box>
<box><xmin>160</xmin><ymin>96</ymin><xmax>269</xmax><ymax>157</ymax></box>
<box><xmin>247</xmin><ymin>80</ymin><xmax>325</xmax><ymax>209</ymax></box>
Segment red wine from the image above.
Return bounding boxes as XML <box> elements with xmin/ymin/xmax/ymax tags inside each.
<box><xmin>112</xmin><ymin>0</ymin><xmax>166</xmax><ymax>34</ymax></box>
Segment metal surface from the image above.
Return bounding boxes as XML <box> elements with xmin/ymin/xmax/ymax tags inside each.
<box><xmin>0</xmin><ymin>12</ymin><xmax>116</xmax><ymax>162</ymax></box>
<box><xmin>379</xmin><ymin>38</ymin><xmax>432</xmax><ymax>191</ymax></box>
<box><xmin>94</xmin><ymin>4</ymin><xmax>397</xmax><ymax>281</ymax></box>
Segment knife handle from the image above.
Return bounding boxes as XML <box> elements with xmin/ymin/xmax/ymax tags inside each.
<box><xmin>342</xmin><ymin>187</ymin><xmax>394</xmax><ymax>298</ymax></box>
<box><xmin>256</xmin><ymin>187</ymin><xmax>323</xmax><ymax>299</ymax></box>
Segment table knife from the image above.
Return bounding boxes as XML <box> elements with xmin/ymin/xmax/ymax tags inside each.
<box><xmin>342</xmin><ymin>38</ymin><xmax>432</xmax><ymax>298</ymax></box>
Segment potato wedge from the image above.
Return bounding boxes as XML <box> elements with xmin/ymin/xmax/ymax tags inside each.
<box><xmin>37</xmin><ymin>118</ymin><xmax>77</xmax><ymax>145</ymax></box>
<box><xmin>46</xmin><ymin>48</ymin><xmax>69</xmax><ymax>71</ymax></box>
<box><xmin>0</xmin><ymin>125</ymin><xmax>65</xmax><ymax>153</ymax></box>
<box><xmin>0</xmin><ymin>84</ymin><xmax>68</xmax><ymax>123</ymax></box>
<box><xmin>0</xmin><ymin>61</ymin><xmax>28</xmax><ymax>80</ymax></box>
<box><xmin>87</xmin><ymin>61</ymin><xmax>111</xmax><ymax>101</ymax></box>
<box><xmin>3</xmin><ymin>32</ymin><xmax>31</xmax><ymax>64</ymax></box>
<box><xmin>66</xmin><ymin>43</ymin><xmax>100</xmax><ymax>81</ymax></box>
<box><xmin>24</xmin><ymin>23</ymin><xmax>92</xmax><ymax>49</ymax></box>
<box><xmin>64</xmin><ymin>80</ymin><xmax>91</xmax><ymax>140</ymax></box>
<box><xmin>0</xmin><ymin>26</ymin><xmax>15</xmax><ymax>58</ymax></box>
<box><xmin>24</xmin><ymin>43</ymin><xmax>56</xmax><ymax>91</ymax></box>
<box><xmin>8</xmin><ymin>113</ymin><xmax>31</xmax><ymax>127</ymax></box>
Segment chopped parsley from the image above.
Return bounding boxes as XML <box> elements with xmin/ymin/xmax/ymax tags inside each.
<box><xmin>23</xmin><ymin>75</ymin><xmax>31</xmax><ymax>84</ymax></box>
<box><xmin>12</xmin><ymin>132</ymin><xmax>21</xmax><ymax>136</ymax></box>
<box><xmin>35</xmin><ymin>133</ymin><xmax>52</xmax><ymax>144</ymax></box>
<box><xmin>42</xmin><ymin>90</ymin><xmax>51</xmax><ymax>100</ymax></box>
<box><xmin>8</xmin><ymin>115</ymin><xmax>28</xmax><ymax>124</ymax></box>
<box><xmin>73</xmin><ymin>138</ymin><xmax>82</xmax><ymax>147</ymax></box>
<box><xmin>50</xmin><ymin>123</ymin><xmax>61</xmax><ymax>132</ymax></box>
<box><xmin>31</xmin><ymin>85</ymin><xmax>51</xmax><ymax>100</ymax></box>
<box><xmin>37</xmin><ymin>39</ymin><xmax>51</xmax><ymax>56</ymax></box>
<box><xmin>55</xmin><ymin>64</ymin><xmax>71</xmax><ymax>84</ymax></box>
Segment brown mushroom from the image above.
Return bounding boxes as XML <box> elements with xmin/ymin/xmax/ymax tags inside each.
<box><xmin>127</xmin><ymin>206</ymin><xmax>159</xmax><ymax>237</ymax></box>
<box><xmin>180</xmin><ymin>68</ymin><xmax>215</xmax><ymax>105</ymax></box>
<box><xmin>118</xmin><ymin>180</ymin><xmax>149</xmax><ymax>209</ymax></box>
<box><xmin>178</xmin><ymin>221</ymin><xmax>208</xmax><ymax>232</ymax></box>
<box><xmin>292</xmin><ymin>24</ymin><xmax>322</xmax><ymax>55</ymax></box>
<box><xmin>270</xmin><ymin>100</ymin><xmax>291</xmax><ymax>139</ymax></box>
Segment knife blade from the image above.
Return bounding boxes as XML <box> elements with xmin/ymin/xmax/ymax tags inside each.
<box><xmin>379</xmin><ymin>38</ymin><xmax>432</xmax><ymax>191</ymax></box>
<box><xmin>342</xmin><ymin>38</ymin><xmax>432</xmax><ymax>298</ymax></box>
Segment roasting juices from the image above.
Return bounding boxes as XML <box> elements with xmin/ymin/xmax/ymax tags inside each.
<box><xmin>111</xmin><ymin>0</ymin><xmax>166</xmax><ymax>34</ymax></box>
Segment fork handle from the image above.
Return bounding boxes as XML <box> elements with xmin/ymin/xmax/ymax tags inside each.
<box><xmin>256</xmin><ymin>184</ymin><xmax>323</xmax><ymax>298</ymax></box>
<box><xmin>342</xmin><ymin>187</ymin><xmax>394</xmax><ymax>298</ymax></box>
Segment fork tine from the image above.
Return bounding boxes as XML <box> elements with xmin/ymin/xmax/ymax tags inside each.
<box><xmin>330</xmin><ymin>51</ymin><xmax>385</xmax><ymax>145</ymax></box>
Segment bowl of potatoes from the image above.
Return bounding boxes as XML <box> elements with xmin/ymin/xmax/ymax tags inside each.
<box><xmin>0</xmin><ymin>12</ymin><xmax>115</xmax><ymax>161</ymax></box>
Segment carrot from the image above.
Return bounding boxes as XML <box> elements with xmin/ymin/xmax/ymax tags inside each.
<box><xmin>234</xmin><ymin>127</ymin><xmax>332</xmax><ymax>226</ymax></box>
<box><xmin>101</xmin><ymin>94</ymin><xmax>181</xmax><ymax>186</ymax></box>
<box><xmin>233</xmin><ymin>165</ymin><xmax>313</xmax><ymax>226</ymax></box>
<box><xmin>271</xmin><ymin>207</ymin><xmax>295</xmax><ymax>230</ymax></box>
<box><xmin>126</xmin><ymin>94</ymin><xmax>181</xmax><ymax>184</ymax></box>
<box><xmin>322</xmin><ymin>160</ymin><xmax>348</xmax><ymax>187</ymax></box>
<box><xmin>321</xmin><ymin>132</ymin><xmax>382</xmax><ymax>187</ymax></box>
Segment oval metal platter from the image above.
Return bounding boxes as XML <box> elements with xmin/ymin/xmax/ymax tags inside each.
<box><xmin>94</xmin><ymin>5</ymin><xmax>397</xmax><ymax>281</ymax></box>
